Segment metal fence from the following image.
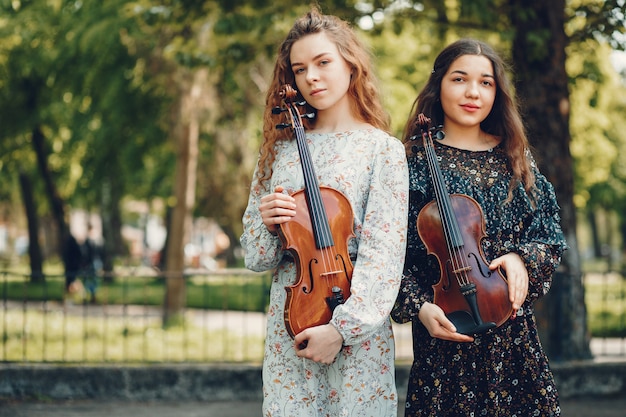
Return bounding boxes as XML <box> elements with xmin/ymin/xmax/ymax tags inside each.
<box><xmin>1</xmin><ymin>268</ymin><xmax>625</xmax><ymax>363</ymax></box>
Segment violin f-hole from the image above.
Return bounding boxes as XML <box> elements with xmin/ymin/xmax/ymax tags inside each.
<box><xmin>468</xmin><ymin>252</ymin><xmax>493</xmax><ymax>278</ymax></box>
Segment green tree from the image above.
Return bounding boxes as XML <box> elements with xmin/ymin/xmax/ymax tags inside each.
<box><xmin>0</xmin><ymin>0</ymin><xmax>169</xmax><ymax>279</ymax></box>
<box><xmin>508</xmin><ymin>0</ymin><xmax>625</xmax><ymax>360</ymax></box>
<box><xmin>0</xmin><ymin>0</ymin><xmax>82</xmax><ymax>281</ymax></box>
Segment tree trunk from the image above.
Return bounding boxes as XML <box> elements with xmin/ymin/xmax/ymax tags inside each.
<box><xmin>587</xmin><ymin>209</ymin><xmax>601</xmax><ymax>258</ymax></box>
<box><xmin>30</xmin><ymin>124</ymin><xmax>80</xmax><ymax>290</ymax></box>
<box><xmin>100</xmin><ymin>175</ymin><xmax>126</xmax><ymax>282</ymax></box>
<box><xmin>32</xmin><ymin>126</ymin><xmax>68</xmax><ymax>239</ymax></box>
<box><xmin>18</xmin><ymin>171</ymin><xmax>44</xmax><ymax>282</ymax></box>
<box><xmin>509</xmin><ymin>0</ymin><xmax>592</xmax><ymax>361</ymax></box>
<box><xmin>159</xmin><ymin>206</ymin><xmax>172</xmax><ymax>271</ymax></box>
<box><xmin>621</xmin><ymin>216</ymin><xmax>626</xmax><ymax>275</ymax></box>
<box><xmin>162</xmin><ymin>69</ymin><xmax>203</xmax><ymax>327</ymax></box>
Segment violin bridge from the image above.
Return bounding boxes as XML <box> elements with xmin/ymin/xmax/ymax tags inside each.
<box><xmin>453</xmin><ymin>266</ymin><xmax>472</xmax><ymax>274</ymax></box>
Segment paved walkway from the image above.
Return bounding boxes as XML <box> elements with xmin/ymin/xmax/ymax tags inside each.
<box><xmin>2</xmin><ymin>397</ymin><xmax>626</xmax><ymax>417</ymax></box>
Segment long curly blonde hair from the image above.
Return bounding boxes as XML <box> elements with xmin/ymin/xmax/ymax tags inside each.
<box><xmin>256</xmin><ymin>7</ymin><xmax>390</xmax><ymax>190</ymax></box>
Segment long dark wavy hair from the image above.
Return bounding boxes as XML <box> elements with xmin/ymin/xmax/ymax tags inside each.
<box><xmin>404</xmin><ymin>38</ymin><xmax>537</xmax><ymax>204</ymax></box>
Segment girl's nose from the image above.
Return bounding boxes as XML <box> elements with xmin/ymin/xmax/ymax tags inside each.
<box><xmin>305</xmin><ymin>67</ymin><xmax>319</xmax><ymax>83</ymax></box>
<box><xmin>466</xmin><ymin>82</ymin><xmax>479</xmax><ymax>98</ymax></box>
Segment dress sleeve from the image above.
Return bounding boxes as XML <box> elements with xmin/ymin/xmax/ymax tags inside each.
<box><xmin>330</xmin><ymin>138</ymin><xmax>409</xmax><ymax>346</ymax></box>
<box><xmin>513</xmin><ymin>170</ymin><xmax>568</xmax><ymax>301</ymax></box>
<box><xmin>239</xmin><ymin>165</ymin><xmax>285</xmax><ymax>273</ymax></box>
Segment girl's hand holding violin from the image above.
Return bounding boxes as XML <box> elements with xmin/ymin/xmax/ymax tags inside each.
<box><xmin>294</xmin><ymin>324</ymin><xmax>344</xmax><ymax>365</ymax></box>
<box><xmin>418</xmin><ymin>302</ymin><xmax>475</xmax><ymax>343</ymax></box>
<box><xmin>489</xmin><ymin>252</ymin><xmax>529</xmax><ymax>314</ymax></box>
<box><xmin>259</xmin><ymin>186</ymin><xmax>297</xmax><ymax>234</ymax></box>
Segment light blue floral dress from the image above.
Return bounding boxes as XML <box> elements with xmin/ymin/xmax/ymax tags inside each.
<box><xmin>241</xmin><ymin>128</ymin><xmax>409</xmax><ymax>417</ymax></box>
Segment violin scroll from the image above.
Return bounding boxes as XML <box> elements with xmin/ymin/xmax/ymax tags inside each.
<box><xmin>272</xmin><ymin>85</ymin><xmax>315</xmax><ymax>130</ymax></box>
<box><xmin>415</xmin><ymin>113</ymin><xmax>445</xmax><ymax>140</ymax></box>
<box><xmin>417</xmin><ymin>113</ymin><xmax>430</xmax><ymax>131</ymax></box>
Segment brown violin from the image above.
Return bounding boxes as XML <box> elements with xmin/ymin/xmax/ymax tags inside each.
<box><xmin>415</xmin><ymin>113</ymin><xmax>513</xmax><ymax>335</ymax></box>
<box><xmin>272</xmin><ymin>85</ymin><xmax>354</xmax><ymax>338</ymax></box>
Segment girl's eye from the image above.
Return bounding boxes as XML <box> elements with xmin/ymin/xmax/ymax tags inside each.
<box><xmin>320</xmin><ymin>59</ymin><xmax>330</xmax><ymax>66</ymax></box>
<box><xmin>294</xmin><ymin>68</ymin><xmax>305</xmax><ymax>74</ymax></box>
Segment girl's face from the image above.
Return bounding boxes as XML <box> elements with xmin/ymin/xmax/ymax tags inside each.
<box><xmin>289</xmin><ymin>31</ymin><xmax>352</xmax><ymax>114</ymax></box>
<box><xmin>439</xmin><ymin>54</ymin><xmax>496</xmax><ymax>131</ymax></box>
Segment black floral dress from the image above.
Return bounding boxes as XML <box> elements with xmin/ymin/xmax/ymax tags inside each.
<box><xmin>392</xmin><ymin>141</ymin><xmax>568</xmax><ymax>417</ymax></box>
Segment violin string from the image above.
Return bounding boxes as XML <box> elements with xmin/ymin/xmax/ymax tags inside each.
<box><xmin>423</xmin><ymin>132</ymin><xmax>457</xmax><ymax>276</ymax></box>
<box><xmin>292</xmin><ymin>108</ymin><xmax>337</xmax><ymax>290</ymax></box>
<box><xmin>423</xmin><ymin>129</ymin><xmax>471</xmax><ymax>287</ymax></box>
<box><xmin>430</xmin><ymin>137</ymin><xmax>470</xmax><ymax>287</ymax></box>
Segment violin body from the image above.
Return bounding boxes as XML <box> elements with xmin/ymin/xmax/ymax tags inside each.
<box><xmin>272</xmin><ymin>84</ymin><xmax>354</xmax><ymax>338</ymax></box>
<box><xmin>413</xmin><ymin>113</ymin><xmax>513</xmax><ymax>335</ymax></box>
<box><xmin>417</xmin><ymin>193</ymin><xmax>512</xmax><ymax>332</ymax></box>
<box><xmin>279</xmin><ymin>186</ymin><xmax>354</xmax><ymax>338</ymax></box>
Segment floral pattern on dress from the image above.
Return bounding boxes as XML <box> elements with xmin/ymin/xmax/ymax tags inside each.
<box><xmin>241</xmin><ymin>128</ymin><xmax>409</xmax><ymax>417</ymax></box>
<box><xmin>392</xmin><ymin>141</ymin><xmax>568</xmax><ymax>417</ymax></box>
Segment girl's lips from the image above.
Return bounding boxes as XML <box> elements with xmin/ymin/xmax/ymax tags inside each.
<box><xmin>460</xmin><ymin>104</ymin><xmax>479</xmax><ymax>111</ymax></box>
<box><xmin>310</xmin><ymin>88</ymin><xmax>325</xmax><ymax>96</ymax></box>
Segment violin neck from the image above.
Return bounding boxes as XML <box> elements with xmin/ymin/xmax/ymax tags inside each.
<box><xmin>293</xmin><ymin>125</ymin><xmax>335</xmax><ymax>249</ymax></box>
<box><xmin>422</xmin><ymin>132</ymin><xmax>464</xmax><ymax>249</ymax></box>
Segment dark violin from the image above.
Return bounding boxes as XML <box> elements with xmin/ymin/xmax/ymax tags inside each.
<box><xmin>272</xmin><ymin>85</ymin><xmax>354</xmax><ymax>338</ymax></box>
<box><xmin>415</xmin><ymin>113</ymin><xmax>513</xmax><ymax>335</ymax></box>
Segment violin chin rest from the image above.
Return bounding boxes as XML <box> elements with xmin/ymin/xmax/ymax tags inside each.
<box><xmin>447</xmin><ymin>310</ymin><xmax>496</xmax><ymax>336</ymax></box>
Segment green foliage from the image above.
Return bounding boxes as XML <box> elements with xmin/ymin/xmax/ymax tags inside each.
<box><xmin>568</xmin><ymin>38</ymin><xmax>626</xmax><ymax>217</ymax></box>
<box><xmin>0</xmin><ymin>0</ymin><xmax>625</xmax><ymax>274</ymax></box>
<box><xmin>0</xmin><ymin>0</ymin><xmax>171</xmax><ymax>217</ymax></box>
<box><xmin>567</xmin><ymin>0</ymin><xmax>626</xmax><ymax>50</ymax></box>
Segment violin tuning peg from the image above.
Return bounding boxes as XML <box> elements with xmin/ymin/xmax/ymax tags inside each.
<box><xmin>272</xmin><ymin>106</ymin><xmax>285</xmax><ymax>114</ymax></box>
<box><xmin>275</xmin><ymin>123</ymin><xmax>291</xmax><ymax>130</ymax></box>
<box><xmin>435</xmin><ymin>130</ymin><xmax>445</xmax><ymax>140</ymax></box>
<box><xmin>297</xmin><ymin>100</ymin><xmax>307</xmax><ymax>106</ymax></box>
<box><xmin>301</xmin><ymin>112</ymin><xmax>315</xmax><ymax>120</ymax></box>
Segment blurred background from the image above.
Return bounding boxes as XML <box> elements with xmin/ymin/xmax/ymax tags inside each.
<box><xmin>0</xmin><ymin>0</ymin><xmax>625</xmax><ymax>364</ymax></box>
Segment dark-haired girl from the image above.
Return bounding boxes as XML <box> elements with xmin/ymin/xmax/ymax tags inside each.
<box><xmin>393</xmin><ymin>38</ymin><xmax>568</xmax><ymax>416</ymax></box>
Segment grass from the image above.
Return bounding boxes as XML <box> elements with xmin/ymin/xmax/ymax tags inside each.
<box><xmin>1</xmin><ymin>263</ymin><xmax>625</xmax><ymax>363</ymax></box>
<box><xmin>1</xmin><ymin>271</ymin><xmax>271</xmax><ymax>312</ymax></box>
<box><xmin>0</xmin><ymin>308</ymin><xmax>265</xmax><ymax>363</ymax></box>
<box><xmin>0</xmin><ymin>267</ymin><xmax>271</xmax><ymax>363</ymax></box>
